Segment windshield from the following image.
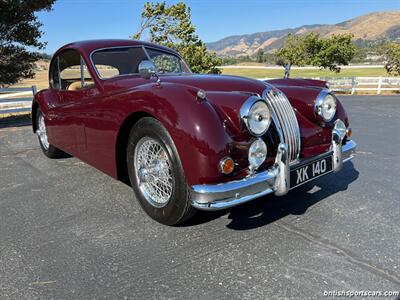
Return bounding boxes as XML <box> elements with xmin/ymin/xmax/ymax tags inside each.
<box><xmin>91</xmin><ymin>46</ymin><xmax>191</xmax><ymax>79</ymax></box>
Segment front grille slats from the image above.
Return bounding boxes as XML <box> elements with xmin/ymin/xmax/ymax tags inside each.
<box><xmin>264</xmin><ymin>90</ymin><xmax>301</xmax><ymax>162</ymax></box>
<box><xmin>271</xmin><ymin>93</ymin><xmax>293</xmax><ymax>159</ymax></box>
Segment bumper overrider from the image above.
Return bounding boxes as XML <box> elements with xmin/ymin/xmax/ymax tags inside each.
<box><xmin>190</xmin><ymin>123</ymin><xmax>356</xmax><ymax>211</ymax></box>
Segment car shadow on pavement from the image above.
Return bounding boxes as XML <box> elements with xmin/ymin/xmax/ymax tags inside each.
<box><xmin>0</xmin><ymin>115</ymin><xmax>32</xmax><ymax>129</ymax></box>
<box><xmin>185</xmin><ymin>162</ymin><xmax>359</xmax><ymax>229</ymax></box>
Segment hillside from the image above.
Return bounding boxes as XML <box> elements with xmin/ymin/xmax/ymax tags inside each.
<box><xmin>206</xmin><ymin>11</ymin><xmax>400</xmax><ymax>57</ymax></box>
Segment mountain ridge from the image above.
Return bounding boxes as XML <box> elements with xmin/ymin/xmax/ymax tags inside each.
<box><xmin>206</xmin><ymin>11</ymin><xmax>400</xmax><ymax>57</ymax></box>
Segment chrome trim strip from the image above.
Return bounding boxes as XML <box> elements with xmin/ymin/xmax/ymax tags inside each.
<box><xmin>192</xmin><ymin>187</ymin><xmax>274</xmax><ymax>210</ymax></box>
<box><xmin>191</xmin><ymin>139</ymin><xmax>356</xmax><ymax>211</ymax></box>
<box><xmin>80</xmin><ymin>56</ymin><xmax>85</xmax><ymax>87</ymax></box>
<box><xmin>141</xmin><ymin>45</ymin><xmax>152</xmax><ymax>61</ymax></box>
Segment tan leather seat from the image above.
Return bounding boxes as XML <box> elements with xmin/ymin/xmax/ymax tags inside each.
<box><xmin>68</xmin><ymin>81</ymin><xmax>82</xmax><ymax>91</ymax></box>
<box><xmin>68</xmin><ymin>81</ymin><xmax>94</xmax><ymax>91</ymax></box>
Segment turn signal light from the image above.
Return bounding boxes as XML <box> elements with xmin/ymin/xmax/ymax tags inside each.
<box><xmin>219</xmin><ymin>157</ymin><xmax>234</xmax><ymax>174</ymax></box>
<box><xmin>346</xmin><ymin>127</ymin><xmax>352</xmax><ymax>138</ymax></box>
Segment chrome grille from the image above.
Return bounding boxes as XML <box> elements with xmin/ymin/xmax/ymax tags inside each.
<box><xmin>263</xmin><ymin>89</ymin><xmax>301</xmax><ymax>162</ymax></box>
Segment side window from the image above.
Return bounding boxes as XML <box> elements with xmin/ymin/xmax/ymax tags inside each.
<box><xmin>94</xmin><ymin>64</ymin><xmax>119</xmax><ymax>79</ymax></box>
<box><xmin>91</xmin><ymin>47</ymin><xmax>148</xmax><ymax>79</ymax></box>
<box><xmin>50</xmin><ymin>49</ymin><xmax>94</xmax><ymax>91</ymax></box>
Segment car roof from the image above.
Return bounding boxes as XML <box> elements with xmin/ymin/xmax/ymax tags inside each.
<box><xmin>54</xmin><ymin>39</ymin><xmax>180</xmax><ymax>57</ymax></box>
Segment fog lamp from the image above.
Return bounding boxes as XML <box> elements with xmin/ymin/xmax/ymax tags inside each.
<box><xmin>334</xmin><ymin>119</ymin><xmax>347</xmax><ymax>139</ymax></box>
<box><xmin>248</xmin><ymin>139</ymin><xmax>267</xmax><ymax>170</ymax></box>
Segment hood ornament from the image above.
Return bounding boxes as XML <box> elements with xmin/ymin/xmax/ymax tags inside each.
<box><xmin>284</xmin><ymin>63</ymin><xmax>291</xmax><ymax>79</ymax></box>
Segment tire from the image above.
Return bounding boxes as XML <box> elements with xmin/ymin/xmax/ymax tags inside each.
<box><xmin>36</xmin><ymin>108</ymin><xmax>65</xmax><ymax>158</ymax></box>
<box><xmin>127</xmin><ymin>117</ymin><xmax>196</xmax><ymax>225</ymax></box>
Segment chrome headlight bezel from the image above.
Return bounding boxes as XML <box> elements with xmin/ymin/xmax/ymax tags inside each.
<box><xmin>240</xmin><ymin>96</ymin><xmax>272</xmax><ymax>136</ymax></box>
<box><xmin>314</xmin><ymin>90</ymin><xmax>337</xmax><ymax>123</ymax></box>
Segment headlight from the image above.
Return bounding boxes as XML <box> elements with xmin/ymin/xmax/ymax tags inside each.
<box><xmin>315</xmin><ymin>91</ymin><xmax>337</xmax><ymax>122</ymax></box>
<box><xmin>248</xmin><ymin>139</ymin><xmax>267</xmax><ymax>170</ymax></box>
<box><xmin>240</xmin><ymin>97</ymin><xmax>271</xmax><ymax>136</ymax></box>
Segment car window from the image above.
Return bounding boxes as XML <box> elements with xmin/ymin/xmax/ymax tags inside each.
<box><xmin>145</xmin><ymin>48</ymin><xmax>190</xmax><ymax>74</ymax></box>
<box><xmin>51</xmin><ymin>49</ymin><xmax>94</xmax><ymax>91</ymax></box>
<box><xmin>91</xmin><ymin>47</ymin><xmax>148</xmax><ymax>79</ymax></box>
<box><xmin>95</xmin><ymin>64</ymin><xmax>120</xmax><ymax>79</ymax></box>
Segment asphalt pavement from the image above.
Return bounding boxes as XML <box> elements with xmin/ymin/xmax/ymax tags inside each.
<box><xmin>0</xmin><ymin>96</ymin><xmax>399</xmax><ymax>299</ymax></box>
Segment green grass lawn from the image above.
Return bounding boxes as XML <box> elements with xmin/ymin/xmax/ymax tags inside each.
<box><xmin>221</xmin><ymin>67</ymin><xmax>389</xmax><ymax>79</ymax></box>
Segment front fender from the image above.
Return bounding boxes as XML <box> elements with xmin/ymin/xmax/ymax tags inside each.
<box><xmin>116</xmin><ymin>82</ymin><xmax>232</xmax><ymax>185</ymax></box>
<box><xmin>275</xmin><ymin>85</ymin><xmax>349</xmax><ymax>156</ymax></box>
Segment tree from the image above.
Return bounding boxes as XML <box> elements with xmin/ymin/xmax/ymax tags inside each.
<box><xmin>276</xmin><ymin>33</ymin><xmax>356</xmax><ymax>76</ymax></box>
<box><xmin>276</xmin><ymin>33</ymin><xmax>308</xmax><ymax>69</ymax></box>
<box><xmin>38</xmin><ymin>52</ymin><xmax>53</xmax><ymax>60</ymax></box>
<box><xmin>313</xmin><ymin>34</ymin><xmax>356</xmax><ymax>72</ymax></box>
<box><xmin>381</xmin><ymin>42</ymin><xmax>400</xmax><ymax>76</ymax></box>
<box><xmin>0</xmin><ymin>0</ymin><xmax>56</xmax><ymax>86</ymax></box>
<box><xmin>133</xmin><ymin>1</ymin><xmax>221</xmax><ymax>74</ymax></box>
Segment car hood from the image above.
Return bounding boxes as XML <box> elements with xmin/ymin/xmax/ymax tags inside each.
<box><xmin>160</xmin><ymin>75</ymin><xmax>324</xmax><ymax>124</ymax></box>
<box><xmin>161</xmin><ymin>74</ymin><xmax>268</xmax><ymax>95</ymax></box>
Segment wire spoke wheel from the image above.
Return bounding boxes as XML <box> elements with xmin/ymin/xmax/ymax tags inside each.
<box><xmin>37</xmin><ymin>113</ymin><xmax>49</xmax><ymax>150</ymax></box>
<box><xmin>134</xmin><ymin>137</ymin><xmax>174</xmax><ymax>208</ymax></box>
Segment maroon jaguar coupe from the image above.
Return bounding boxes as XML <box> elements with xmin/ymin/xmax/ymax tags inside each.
<box><xmin>32</xmin><ymin>39</ymin><xmax>356</xmax><ymax>225</ymax></box>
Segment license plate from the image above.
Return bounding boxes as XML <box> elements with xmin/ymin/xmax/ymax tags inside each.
<box><xmin>290</xmin><ymin>155</ymin><xmax>333</xmax><ymax>188</ymax></box>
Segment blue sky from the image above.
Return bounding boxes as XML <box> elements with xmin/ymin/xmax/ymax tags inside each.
<box><xmin>37</xmin><ymin>0</ymin><xmax>400</xmax><ymax>53</ymax></box>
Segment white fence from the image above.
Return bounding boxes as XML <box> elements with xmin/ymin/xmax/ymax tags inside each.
<box><xmin>222</xmin><ymin>64</ymin><xmax>385</xmax><ymax>70</ymax></box>
<box><xmin>319</xmin><ymin>77</ymin><xmax>400</xmax><ymax>94</ymax></box>
<box><xmin>258</xmin><ymin>77</ymin><xmax>400</xmax><ymax>94</ymax></box>
<box><xmin>0</xmin><ymin>86</ymin><xmax>36</xmax><ymax>116</ymax></box>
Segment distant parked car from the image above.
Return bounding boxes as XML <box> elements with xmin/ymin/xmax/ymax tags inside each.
<box><xmin>32</xmin><ymin>39</ymin><xmax>356</xmax><ymax>225</ymax></box>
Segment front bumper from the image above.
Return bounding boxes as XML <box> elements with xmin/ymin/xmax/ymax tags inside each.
<box><xmin>190</xmin><ymin>136</ymin><xmax>356</xmax><ymax>211</ymax></box>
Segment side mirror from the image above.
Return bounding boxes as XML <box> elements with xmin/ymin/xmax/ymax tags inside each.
<box><xmin>138</xmin><ymin>60</ymin><xmax>157</xmax><ymax>80</ymax></box>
